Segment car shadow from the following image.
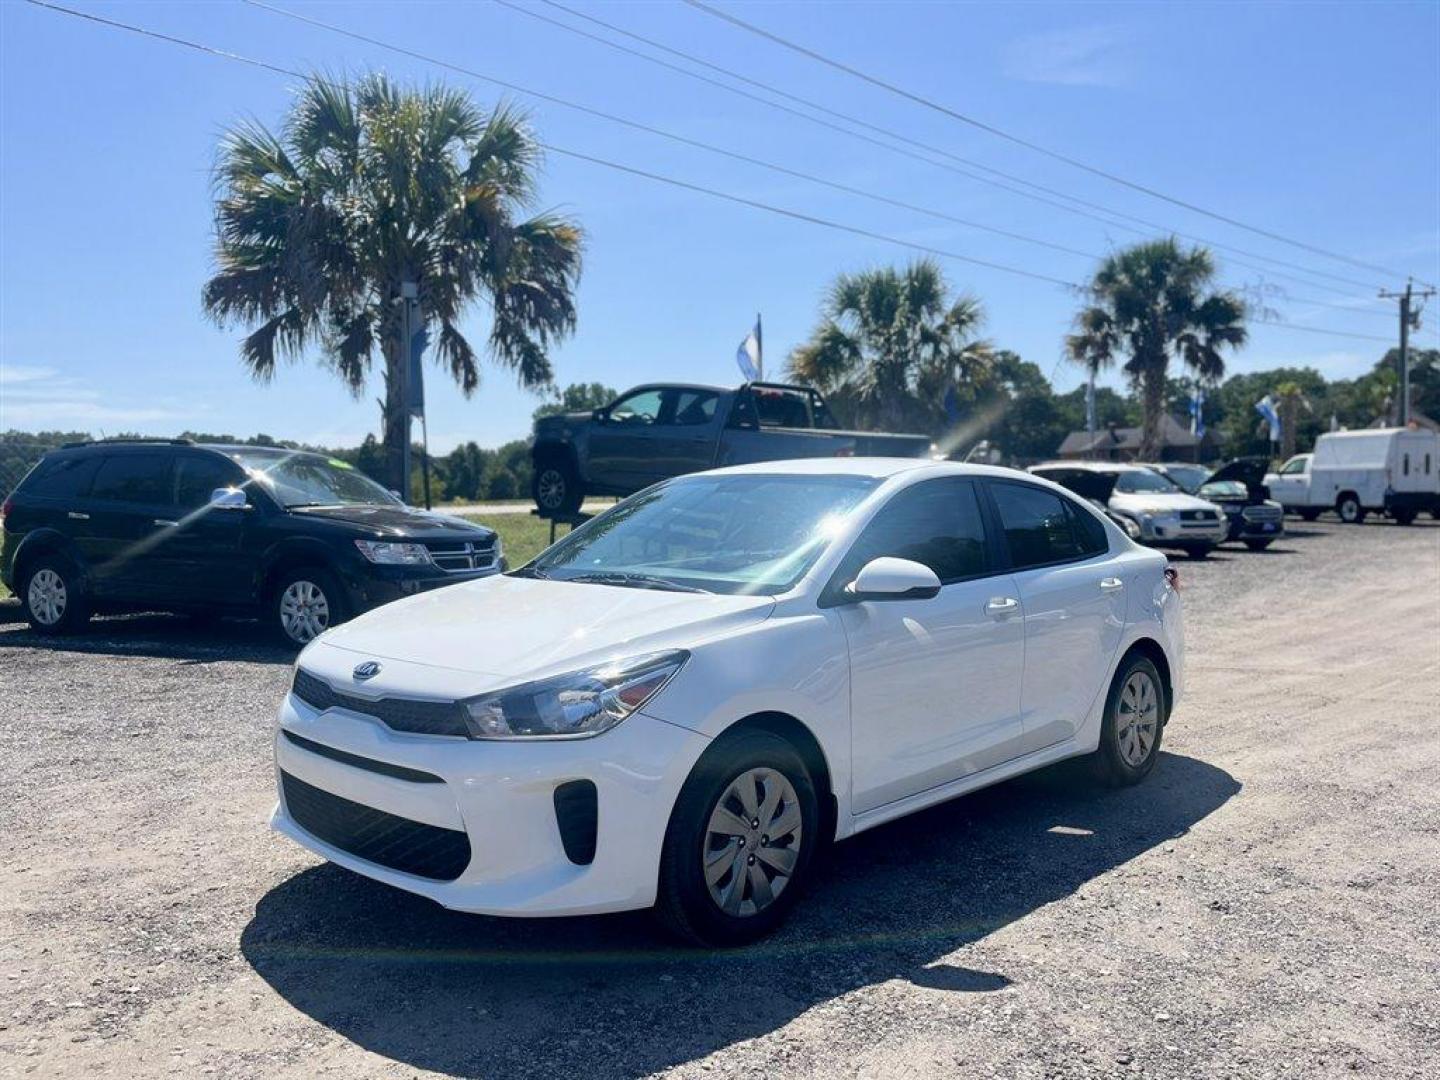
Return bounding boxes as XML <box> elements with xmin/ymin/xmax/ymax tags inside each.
<box><xmin>241</xmin><ymin>752</ymin><xmax>1239</xmax><ymax>1079</ymax></box>
<box><xmin>0</xmin><ymin>611</ymin><xmax>294</xmax><ymax>665</ymax></box>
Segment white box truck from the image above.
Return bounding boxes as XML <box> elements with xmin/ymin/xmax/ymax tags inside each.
<box><xmin>1264</xmin><ymin>428</ymin><xmax>1440</xmax><ymax>524</ymax></box>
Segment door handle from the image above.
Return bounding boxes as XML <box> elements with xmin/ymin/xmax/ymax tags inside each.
<box><xmin>1099</xmin><ymin>577</ymin><xmax>1125</xmax><ymax>591</ymax></box>
<box><xmin>67</xmin><ymin>511</ymin><xmax>90</xmax><ymax>521</ymax></box>
<box><xmin>984</xmin><ymin>596</ymin><xmax>1019</xmax><ymax>617</ymax></box>
<box><xmin>153</xmin><ymin>518</ymin><xmax>179</xmax><ymax>527</ymax></box>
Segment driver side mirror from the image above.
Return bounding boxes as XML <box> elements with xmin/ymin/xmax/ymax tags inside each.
<box><xmin>208</xmin><ymin>487</ymin><xmax>248</xmax><ymax>510</ymax></box>
<box><xmin>844</xmin><ymin>557</ymin><xmax>941</xmax><ymax>602</ymax></box>
<box><xmin>592</xmin><ymin>407</ymin><xmax>609</xmax><ymax>423</ymax></box>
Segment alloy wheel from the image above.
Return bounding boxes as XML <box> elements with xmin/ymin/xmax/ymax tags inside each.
<box><xmin>279</xmin><ymin>580</ymin><xmax>330</xmax><ymax>644</ymax></box>
<box><xmin>1116</xmin><ymin>670</ymin><xmax>1160</xmax><ymax>767</ymax></box>
<box><xmin>536</xmin><ymin>468</ymin><xmax>566</xmax><ymax>510</ymax></box>
<box><xmin>27</xmin><ymin>569</ymin><xmax>67</xmax><ymax>627</ymax></box>
<box><xmin>703</xmin><ymin>767</ymin><xmax>803</xmax><ymax>917</ymax></box>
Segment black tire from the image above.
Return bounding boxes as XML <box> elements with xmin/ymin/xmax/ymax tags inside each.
<box><xmin>18</xmin><ymin>552</ymin><xmax>92</xmax><ymax>635</ymax></box>
<box><xmin>1298</xmin><ymin>508</ymin><xmax>1322</xmax><ymax>522</ymax></box>
<box><xmin>654</xmin><ymin>730</ymin><xmax>820</xmax><ymax>948</ymax></box>
<box><xmin>271</xmin><ymin>565</ymin><xmax>347</xmax><ymax>648</ymax></box>
<box><xmin>1391</xmin><ymin>509</ymin><xmax>1417</xmax><ymax>526</ymax></box>
<box><xmin>1336</xmin><ymin>493</ymin><xmax>1365</xmax><ymax>524</ymax></box>
<box><xmin>1185</xmin><ymin>543</ymin><xmax>1212</xmax><ymax>560</ymax></box>
<box><xmin>532</xmin><ymin>457</ymin><xmax>583</xmax><ymax>516</ymax></box>
<box><xmin>1091</xmin><ymin>653</ymin><xmax>1167</xmax><ymax>787</ymax></box>
<box><xmin>1243</xmin><ymin>539</ymin><xmax>1273</xmax><ymax>551</ymax></box>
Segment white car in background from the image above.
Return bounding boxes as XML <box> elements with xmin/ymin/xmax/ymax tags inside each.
<box><xmin>270</xmin><ymin>459</ymin><xmax>1183</xmax><ymax>946</ymax></box>
<box><xmin>1029</xmin><ymin>461</ymin><xmax>1228</xmax><ymax>559</ymax></box>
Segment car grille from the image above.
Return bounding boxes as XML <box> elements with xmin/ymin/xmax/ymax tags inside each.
<box><xmin>1242</xmin><ymin>505</ymin><xmax>1283</xmax><ymax>523</ymax></box>
<box><xmin>291</xmin><ymin>669</ymin><xmax>470</xmax><ymax>738</ymax></box>
<box><xmin>423</xmin><ymin>538</ymin><xmax>498</xmax><ymax>574</ymax></box>
<box><xmin>1179</xmin><ymin>510</ymin><xmax>1220</xmax><ymax>522</ymax></box>
<box><xmin>280</xmin><ymin>771</ymin><xmax>471</xmax><ymax>881</ymax></box>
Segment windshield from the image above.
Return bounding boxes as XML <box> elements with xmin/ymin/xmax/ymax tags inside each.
<box><xmin>523</xmin><ymin>473</ymin><xmax>880</xmax><ymax>594</ymax></box>
<box><xmin>1114</xmin><ymin>469</ymin><xmax>1182</xmax><ymax>494</ymax></box>
<box><xmin>225</xmin><ymin>450</ymin><xmax>400</xmax><ymax>508</ymax></box>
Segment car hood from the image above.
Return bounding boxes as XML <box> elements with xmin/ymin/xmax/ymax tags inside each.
<box><xmin>289</xmin><ymin>504</ymin><xmax>496</xmax><ymax>540</ymax></box>
<box><xmin>1207</xmin><ymin>458</ymin><xmax>1269</xmax><ymax>489</ymax></box>
<box><xmin>312</xmin><ymin>572</ymin><xmax>776</xmax><ymax>682</ymax></box>
<box><xmin>1109</xmin><ymin>491</ymin><xmax>1220</xmax><ymax>515</ymax></box>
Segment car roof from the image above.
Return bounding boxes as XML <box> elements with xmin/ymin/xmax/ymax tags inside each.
<box><xmin>1029</xmin><ymin>461</ymin><xmax>1149</xmax><ymax>474</ymax></box>
<box><xmin>701</xmin><ymin>457</ymin><xmax>1023</xmax><ymax>481</ymax></box>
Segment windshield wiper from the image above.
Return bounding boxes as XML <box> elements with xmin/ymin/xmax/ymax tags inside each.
<box><xmin>508</xmin><ymin>566</ymin><xmax>550</xmax><ymax>579</ymax></box>
<box><xmin>563</xmin><ymin>572</ymin><xmax>708</xmax><ymax>594</ymax></box>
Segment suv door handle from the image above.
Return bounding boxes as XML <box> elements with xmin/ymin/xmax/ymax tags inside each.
<box><xmin>1100</xmin><ymin>577</ymin><xmax>1125</xmax><ymax>591</ymax></box>
<box><xmin>984</xmin><ymin>596</ymin><xmax>1019</xmax><ymax>617</ymax></box>
<box><xmin>67</xmin><ymin>511</ymin><xmax>90</xmax><ymax>520</ymax></box>
<box><xmin>153</xmin><ymin>518</ymin><xmax>179</xmax><ymax>527</ymax></box>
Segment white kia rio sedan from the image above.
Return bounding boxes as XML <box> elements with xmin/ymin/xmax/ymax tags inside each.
<box><xmin>271</xmin><ymin>460</ymin><xmax>1183</xmax><ymax>946</ymax></box>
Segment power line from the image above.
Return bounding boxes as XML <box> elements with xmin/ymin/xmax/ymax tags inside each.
<box><xmin>498</xmin><ymin>0</ymin><xmax>1391</xmax><ymax>297</ymax></box>
<box><xmin>19</xmin><ymin>0</ymin><xmax>1404</xmax><ymax>349</ymax></box>
<box><xmin>682</xmin><ymin>0</ymin><xmax>1433</xmax><ymax>287</ymax></box>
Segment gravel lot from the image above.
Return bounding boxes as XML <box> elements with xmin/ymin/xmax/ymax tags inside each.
<box><xmin>2</xmin><ymin>518</ymin><xmax>1437</xmax><ymax>1079</ymax></box>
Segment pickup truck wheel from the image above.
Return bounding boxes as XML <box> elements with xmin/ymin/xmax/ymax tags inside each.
<box><xmin>533</xmin><ymin>460</ymin><xmax>583</xmax><ymax>515</ymax></box>
<box><xmin>1336</xmin><ymin>493</ymin><xmax>1365</xmax><ymax>524</ymax></box>
<box><xmin>1297</xmin><ymin>508</ymin><xmax>1322</xmax><ymax>522</ymax></box>
<box><xmin>19</xmin><ymin>553</ymin><xmax>92</xmax><ymax>635</ymax></box>
<box><xmin>1391</xmin><ymin>509</ymin><xmax>1417</xmax><ymax>526</ymax></box>
<box><xmin>654</xmin><ymin>730</ymin><xmax>818</xmax><ymax>947</ymax></box>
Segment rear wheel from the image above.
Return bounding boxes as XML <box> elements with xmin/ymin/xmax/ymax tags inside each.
<box><xmin>1297</xmin><ymin>508</ymin><xmax>1322</xmax><ymax>522</ymax></box>
<box><xmin>272</xmin><ymin>566</ymin><xmax>346</xmax><ymax>647</ymax></box>
<box><xmin>1243</xmin><ymin>539</ymin><xmax>1273</xmax><ymax>551</ymax></box>
<box><xmin>655</xmin><ymin>730</ymin><xmax>819</xmax><ymax>947</ymax></box>
<box><xmin>532</xmin><ymin>457</ymin><xmax>583</xmax><ymax>516</ymax></box>
<box><xmin>1336</xmin><ymin>493</ymin><xmax>1365</xmax><ymax>524</ymax></box>
<box><xmin>19</xmin><ymin>553</ymin><xmax>91</xmax><ymax>635</ymax></box>
<box><xmin>1091</xmin><ymin>654</ymin><xmax>1166</xmax><ymax>786</ymax></box>
<box><xmin>1391</xmin><ymin>508</ymin><xmax>1417</xmax><ymax>526</ymax></box>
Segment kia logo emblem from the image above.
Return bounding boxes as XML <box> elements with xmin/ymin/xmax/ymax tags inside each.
<box><xmin>352</xmin><ymin>661</ymin><xmax>382</xmax><ymax>681</ymax></box>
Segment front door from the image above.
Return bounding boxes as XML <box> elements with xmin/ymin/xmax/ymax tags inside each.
<box><xmin>586</xmin><ymin>387</ymin><xmax>666</xmax><ymax>492</ymax></box>
<box><xmin>838</xmin><ymin>478</ymin><xmax>1027</xmax><ymax>814</ymax></box>
<box><xmin>153</xmin><ymin>452</ymin><xmax>256</xmax><ymax>606</ymax></box>
<box><xmin>1268</xmin><ymin>456</ymin><xmax>1311</xmax><ymax>507</ymax></box>
<box><xmin>984</xmin><ymin>479</ymin><xmax>1127</xmax><ymax>753</ymax></box>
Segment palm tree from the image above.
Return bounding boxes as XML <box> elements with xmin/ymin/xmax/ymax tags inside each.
<box><xmin>1068</xmin><ymin>239</ymin><xmax>1247</xmax><ymax>459</ymax></box>
<box><xmin>1273</xmin><ymin>381</ymin><xmax>1311</xmax><ymax>460</ymax></box>
<box><xmin>788</xmin><ymin>260</ymin><xmax>992</xmax><ymax>431</ymax></box>
<box><xmin>203</xmin><ymin>74</ymin><xmax>583</xmax><ymax>493</ymax></box>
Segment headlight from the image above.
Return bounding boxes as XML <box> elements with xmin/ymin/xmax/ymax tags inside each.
<box><xmin>462</xmin><ymin>650</ymin><xmax>688</xmax><ymax>739</ymax></box>
<box><xmin>354</xmin><ymin>539</ymin><xmax>433</xmax><ymax>566</ymax></box>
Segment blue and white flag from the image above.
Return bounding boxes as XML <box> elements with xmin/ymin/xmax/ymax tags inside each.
<box><xmin>736</xmin><ymin>315</ymin><xmax>762</xmax><ymax>382</ymax></box>
<box><xmin>1188</xmin><ymin>385</ymin><xmax>1205</xmax><ymax>438</ymax></box>
<box><xmin>1255</xmin><ymin>394</ymin><xmax>1281</xmax><ymax>443</ymax></box>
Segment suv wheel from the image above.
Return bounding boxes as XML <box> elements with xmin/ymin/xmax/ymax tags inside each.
<box><xmin>273</xmin><ymin>567</ymin><xmax>345</xmax><ymax>647</ymax></box>
<box><xmin>655</xmin><ymin>730</ymin><xmax>819</xmax><ymax>947</ymax></box>
<box><xmin>1092</xmin><ymin>654</ymin><xmax>1167</xmax><ymax>786</ymax></box>
<box><xmin>20</xmin><ymin>553</ymin><xmax>91</xmax><ymax>635</ymax></box>
<box><xmin>532</xmin><ymin>459</ymin><xmax>583</xmax><ymax>516</ymax></box>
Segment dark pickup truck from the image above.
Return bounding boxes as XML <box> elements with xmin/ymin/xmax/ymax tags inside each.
<box><xmin>530</xmin><ymin>381</ymin><xmax>934</xmax><ymax>513</ymax></box>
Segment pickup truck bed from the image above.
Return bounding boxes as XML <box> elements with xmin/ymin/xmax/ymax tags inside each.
<box><xmin>531</xmin><ymin>381</ymin><xmax>933</xmax><ymax>514</ymax></box>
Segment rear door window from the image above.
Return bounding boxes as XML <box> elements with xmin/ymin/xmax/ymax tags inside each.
<box><xmin>669</xmin><ymin>390</ymin><xmax>720</xmax><ymax>426</ymax></box>
<box><xmin>90</xmin><ymin>454</ymin><xmax>174</xmax><ymax>505</ymax></box>
<box><xmin>989</xmin><ymin>481</ymin><xmax>1087</xmax><ymax>570</ymax></box>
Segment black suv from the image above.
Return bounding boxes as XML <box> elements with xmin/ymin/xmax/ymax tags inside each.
<box><xmin>1</xmin><ymin>440</ymin><xmax>501</xmax><ymax>645</ymax></box>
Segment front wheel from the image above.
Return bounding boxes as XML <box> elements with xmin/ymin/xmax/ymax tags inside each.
<box><xmin>532</xmin><ymin>458</ymin><xmax>583</xmax><ymax>516</ymax></box>
<box><xmin>1244</xmin><ymin>539</ymin><xmax>1273</xmax><ymax>551</ymax></box>
<box><xmin>19</xmin><ymin>553</ymin><xmax>91</xmax><ymax>635</ymax></box>
<box><xmin>272</xmin><ymin>566</ymin><xmax>346</xmax><ymax>647</ymax></box>
<box><xmin>1185</xmin><ymin>543</ymin><xmax>1212</xmax><ymax>560</ymax></box>
<box><xmin>654</xmin><ymin>731</ymin><xmax>819</xmax><ymax>947</ymax></box>
<box><xmin>1091</xmin><ymin>654</ymin><xmax>1167</xmax><ymax>786</ymax></box>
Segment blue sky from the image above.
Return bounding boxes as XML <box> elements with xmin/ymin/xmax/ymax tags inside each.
<box><xmin>2</xmin><ymin>0</ymin><xmax>1437</xmax><ymax>452</ymax></box>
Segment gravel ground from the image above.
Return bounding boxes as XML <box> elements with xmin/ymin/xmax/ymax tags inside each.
<box><xmin>1</xmin><ymin>518</ymin><xmax>1437</xmax><ymax>1079</ymax></box>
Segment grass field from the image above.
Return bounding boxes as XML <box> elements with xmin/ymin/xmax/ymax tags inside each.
<box><xmin>461</xmin><ymin>512</ymin><xmax>574</xmax><ymax>567</ymax></box>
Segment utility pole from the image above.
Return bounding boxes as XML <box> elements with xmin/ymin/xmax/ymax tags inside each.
<box><xmin>1379</xmin><ymin>281</ymin><xmax>1436</xmax><ymax>427</ymax></box>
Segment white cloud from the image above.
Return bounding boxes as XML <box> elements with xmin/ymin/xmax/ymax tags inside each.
<box><xmin>0</xmin><ymin>363</ymin><xmax>198</xmax><ymax>431</ymax></box>
<box><xmin>1003</xmin><ymin>26</ymin><xmax>1133</xmax><ymax>88</ymax></box>
<box><xmin>0</xmin><ymin>363</ymin><xmax>59</xmax><ymax>385</ymax></box>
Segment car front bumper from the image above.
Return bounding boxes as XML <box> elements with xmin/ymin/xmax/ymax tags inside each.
<box><xmin>1139</xmin><ymin>517</ymin><xmax>1228</xmax><ymax>547</ymax></box>
<box><xmin>270</xmin><ymin>674</ymin><xmax>710</xmax><ymax>917</ymax></box>
<box><xmin>338</xmin><ymin>561</ymin><xmax>502</xmax><ymax>615</ymax></box>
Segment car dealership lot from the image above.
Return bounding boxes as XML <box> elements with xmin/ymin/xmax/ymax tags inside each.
<box><xmin>1</xmin><ymin>520</ymin><xmax>1437</xmax><ymax>1078</ymax></box>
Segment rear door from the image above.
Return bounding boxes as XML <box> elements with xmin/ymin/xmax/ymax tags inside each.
<box><xmin>649</xmin><ymin>388</ymin><xmax>723</xmax><ymax>479</ymax></box>
<box><xmin>79</xmin><ymin>451</ymin><xmax>178</xmax><ymax>603</ymax></box>
<box><xmin>983</xmin><ymin>479</ymin><xmax>1127</xmax><ymax>755</ymax></box>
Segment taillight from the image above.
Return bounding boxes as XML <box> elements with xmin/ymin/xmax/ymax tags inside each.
<box><xmin>1164</xmin><ymin>566</ymin><xmax>1181</xmax><ymax>591</ymax></box>
<box><xmin>0</xmin><ymin>498</ymin><xmax>11</xmax><ymax>525</ymax></box>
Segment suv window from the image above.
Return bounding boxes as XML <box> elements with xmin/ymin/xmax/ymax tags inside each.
<box><xmin>90</xmin><ymin>453</ymin><xmax>174</xmax><ymax>504</ymax></box>
<box><xmin>24</xmin><ymin>455</ymin><xmax>100</xmax><ymax>498</ymax></box>
<box><xmin>990</xmin><ymin>481</ymin><xmax>1087</xmax><ymax>569</ymax></box>
<box><xmin>670</xmin><ymin>390</ymin><xmax>719</xmax><ymax>426</ymax></box>
<box><xmin>174</xmin><ymin>454</ymin><xmax>245</xmax><ymax>510</ymax></box>
<box><xmin>836</xmin><ymin>478</ymin><xmax>990</xmax><ymax>586</ymax></box>
<box><xmin>608</xmin><ymin>389</ymin><xmax>663</xmax><ymax>426</ymax></box>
